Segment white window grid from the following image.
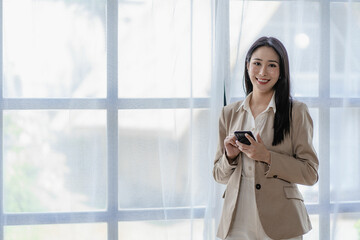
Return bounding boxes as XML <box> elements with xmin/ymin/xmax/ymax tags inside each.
<box><xmin>0</xmin><ymin>1</ymin><xmax>359</xmax><ymax>240</ymax></box>
<box><xmin>0</xmin><ymin>0</ymin><xmax>207</xmax><ymax>239</ymax></box>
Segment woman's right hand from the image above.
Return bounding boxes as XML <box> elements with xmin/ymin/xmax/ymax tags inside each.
<box><xmin>224</xmin><ymin>134</ymin><xmax>241</xmax><ymax>162</ymax></box>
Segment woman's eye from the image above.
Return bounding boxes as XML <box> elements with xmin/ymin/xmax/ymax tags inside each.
<box><xmin>269</xmin><ymin>64</ymin><xmax>277</xmax><ymax>68</ymax></box>
<box><xmin>254</xmin><ymin>62</ymin><xmax>261</xmax><ymax>66</ymax></box>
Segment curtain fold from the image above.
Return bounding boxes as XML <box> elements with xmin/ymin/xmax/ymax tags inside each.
<box><xmin>204</xmin><ymin>0</ymin><xmax>228</xmax><ymax>239</ymax></box>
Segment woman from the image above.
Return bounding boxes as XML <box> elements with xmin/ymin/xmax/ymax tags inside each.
<box><xmin>213</xmin><ymin>37</ymin><xmax>319</xmax><ymax>240</ymax></box>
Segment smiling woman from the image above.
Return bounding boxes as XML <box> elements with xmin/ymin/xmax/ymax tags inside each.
<box><xmin>213</xmin><ymin>37</ymin><xmax>319</xmax><ymax>240</ymax></box>
<box><xmin>227</xmin><ymin>1</ymin><xmax>360</xmax><ymax>240</ymax></box>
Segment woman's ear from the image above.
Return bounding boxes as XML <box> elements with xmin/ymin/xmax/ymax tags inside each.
<box><xmin>246</xmin><ymin>62</ymin><xmax>249</xmax><ymax>71</ymax></box>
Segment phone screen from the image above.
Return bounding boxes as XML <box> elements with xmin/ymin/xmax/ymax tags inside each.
<box><xmin>234</xmin><ymin>131</ymin><xmax>255</xmax><ymax>145</ymax></box>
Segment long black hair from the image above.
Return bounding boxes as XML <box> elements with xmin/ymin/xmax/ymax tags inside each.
<box><xmin>244</xmin><ymin>36</ymin><xmax>292</xmax><ymax>146</ymax></box>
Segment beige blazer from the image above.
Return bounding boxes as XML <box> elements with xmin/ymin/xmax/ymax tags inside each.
<box><xmin>213</xmin><ymin>100</ymin><xmax>319</xmax><ymax>240</ymax></box>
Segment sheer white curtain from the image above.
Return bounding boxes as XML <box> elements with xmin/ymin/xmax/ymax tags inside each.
<box><xmin>1</xmin><ymin>0</ymin><xmax>222</xmax><ymax>239</ymax></box>
<box><xmin>226</xmin><ymin>0</ymin><xmax>360</xmax><ymax>240</ymax></box>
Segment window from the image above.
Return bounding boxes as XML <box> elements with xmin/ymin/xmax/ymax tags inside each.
<box><xmin>1</xmin><ymin>0</ymin><xmax>213</xmax><ymax>239</ymax></box>
<box><xmin>2</xmin><ymin>0</ymin><xmax>360</xmax><ymax>239</ymax></box>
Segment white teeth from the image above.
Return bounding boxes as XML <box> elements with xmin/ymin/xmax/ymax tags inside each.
<box><xmin>257</xmin><ymin>78</ymin><xmax>269</xmax><ymax>83</ymax></box>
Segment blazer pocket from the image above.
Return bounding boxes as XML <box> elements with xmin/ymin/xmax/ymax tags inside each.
<box><xmin>283</xmin><ymin>186</ymin><xmax>304</xmax><ymax>201</ymax></box>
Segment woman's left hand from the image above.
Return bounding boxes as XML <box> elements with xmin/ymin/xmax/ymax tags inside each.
<box><xmin>236</xmin><ymin>133</ymin><xmax>271</xmax><ymax>165</ymax></box>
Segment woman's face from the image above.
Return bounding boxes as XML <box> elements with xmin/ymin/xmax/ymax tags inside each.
<box><xmin>247</xmin><ymin>46</ymin><xmax>280</xmax><ymax>95</ymax></box>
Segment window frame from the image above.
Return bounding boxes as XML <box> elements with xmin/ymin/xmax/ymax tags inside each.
<box><xmin>1</xmin><ymin>0</ymin><xmax>360</xmax><ymax>240</ymax></box>
<box><xmin>0</xmin><ymin>0</ymin><xmax>208</xmax><ymax>239</ymax></box>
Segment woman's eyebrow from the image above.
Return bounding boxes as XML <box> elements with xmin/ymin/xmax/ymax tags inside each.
<box><xmin>269</xmin><ymin>60</ymin><xmax>279</xmax><ymax>64</ymax></box>
<box><xmin>252</xmin><ymin>58</ymin><xmax>279</xmax><ymax>64</ymax></box>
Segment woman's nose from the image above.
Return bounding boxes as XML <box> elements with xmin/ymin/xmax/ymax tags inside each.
<box><xmin>259</xmin><ymin>66</ymin><xmax>267</xmax><ymax>76</ymax></box>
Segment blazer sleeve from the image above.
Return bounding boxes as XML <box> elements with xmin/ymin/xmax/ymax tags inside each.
<box><xmin>265</xmin><ymin>102</ymin><xmax>319</xmax><ymax>186</ymax></box>
<box><xmin>212</xmin><ymin>107</ymin><xmax>239</xmax><ymax>185</ymax></box>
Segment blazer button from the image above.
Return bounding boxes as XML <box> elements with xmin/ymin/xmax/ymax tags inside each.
<box><xmin>255</xmin><ymin>184</ymin><xmax>261</xmax><ymax>190</ymax></box>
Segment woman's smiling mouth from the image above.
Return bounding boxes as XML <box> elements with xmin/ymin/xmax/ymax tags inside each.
<box><xmin>256</xmin><ymin>78</ymin><xmax>270</xmax><ymax>84</ymax></box>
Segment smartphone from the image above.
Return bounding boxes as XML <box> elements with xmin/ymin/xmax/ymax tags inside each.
<box><xmin>234</xmin><ymin>131</ymin><xmax>255</xmax><ymax>145</ymax></box>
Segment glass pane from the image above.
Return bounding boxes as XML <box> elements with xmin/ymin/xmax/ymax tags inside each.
<box><xmin>192</xmin><ymin>0</ymin><xmax>212</xmax><ymax>98</ymax></box>
<box><xmin>331</xmin><ymin>212</ymin><xmax>360</xmax><ymax>240</ymax></box>
<box><xmin>118</xmin><ymin>109</ymin><xmax>210</xmax><ymax>208</ymax></box>
<box><xmin>298</xmin><ymin>108</ymin><xmax>319</xmax><ymax>203</ymax></box>
<box><xmin>5</xmin><ymin>223</ymin><xmax>107</xmax><ymax>240</ymax></box>
<box><xmin>3</xmin><ymin>0</ymin><xmax>106</xmax><ymax>98</ymax></box>
<box><xmin>118</xmin><ymin>220</ymin><xmax>204</xmax><ymax>240</ymax></box>
<box><xmin>330</xmin><ymin>3</ymin><xmax>360</xmax><ymax>98</ymax></box>
<box><xmin>230</xmin><ymin>1</ymin><xmax>320</xmax><ymax>98</ymax></box>
<box><xmin>303</xmin><ymin>215</ymin><xmax>319</xmax><ymax>240</ymax></box>
<box><xmin>330</xmin><ymin>108</ymin><xmax>360</xmax><ymax>202</ymax></box>
<box><xmin>118</xmin><ymin>0</ymin><xmax>192</xmax><ymax>98</ymax></box>
<box><xmin>3</xmin><ymin>110</ymin><xmax>107</xmax><ymax>212</ymax></box>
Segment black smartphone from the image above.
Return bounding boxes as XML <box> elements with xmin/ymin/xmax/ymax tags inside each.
<box><xmin>234</xmin><ymin>131</ymin><xmax>255</xmax><ymax>145</ymax></box>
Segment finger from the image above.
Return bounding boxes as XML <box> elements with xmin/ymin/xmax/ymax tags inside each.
<box><xmin>225</xmin><ymin>134</ymin><xmax>235</xmax><ymax>141</ymax></box>
<box><xmin>228</xmin><ymin>134</ymin><xmax>235</xmax><ymax>138</ymax></box>
<box><xmin>236</xmin><ymin>140</ymin><xmax>248</xmax><ymax>152</ymax></box>
<box><xmin>245</xmin><ymin>133</ymin><xmax>256</xmax><ymax>145</ymax></box>
<box><xmin>256</xmin><ymin>133</ymin><xmax>263</xmax><ymax>143</ymax></box>
<box><xmin>235</xmin><ymin>140</ymin><xmax>241</xmax><ymax>148</ymax></box>
<box><xmin>235</xmin><ymin>140</ymin><xmax>242</xmax><ymax>147</ymax></box>
<box><xmin>226</xmin><ymin>135</ymin><xmax>236</xmax><ymax>142</ymax></box>
<box><xmin>226</xmin><ymin>138</ymin><xmax>238</xmax><ymax>148</ymax></box>
<box><xmin>229</xmin><ymin>140</ymin><xmax>238</xmax><ymax>147</ymax></box>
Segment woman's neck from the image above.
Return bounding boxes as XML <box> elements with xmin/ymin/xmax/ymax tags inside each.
<box><xmin>249</xmin><ymin>90</ymin><xmax>274</xmax><ymax>119</ymax></box>
<box><xmin>250</xmin><ymin>90</ymin><xmax>274</xmax><ymax>107</ymax></box>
